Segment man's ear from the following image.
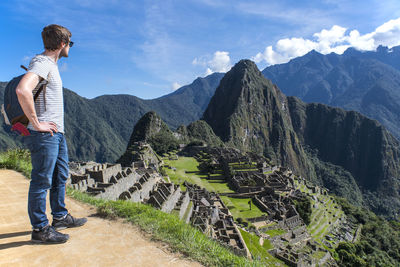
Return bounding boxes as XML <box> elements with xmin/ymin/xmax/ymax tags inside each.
<box><xmin>58</xmin><ymin>41</ymin><xmax>66</xmax><ymax>49</ymax></box>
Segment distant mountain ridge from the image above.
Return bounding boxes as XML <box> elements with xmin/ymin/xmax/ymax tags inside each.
<box><xmin>262</xmin><ymin>45</ymin><xmax>400</xmax><ymax>141</ymax></box>
<box><xmin>0</xmin><ymin>73</ymin><xmax>224</xmax><ymax>162</ymax></box>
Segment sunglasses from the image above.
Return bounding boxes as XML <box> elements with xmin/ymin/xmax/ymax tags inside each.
<box><xmin>69</xmin><ymin>41</ymin><xmax>74</xmax><ymax>47</ymax></box>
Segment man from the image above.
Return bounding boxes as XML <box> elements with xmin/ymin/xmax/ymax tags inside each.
<box><xmin>16</xmin><ymin>24</ymin><xmax>87</xmax><ymax>244</ymax></box>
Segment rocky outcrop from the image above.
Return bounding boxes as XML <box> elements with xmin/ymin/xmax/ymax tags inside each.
<box><xmin>202</xmin><ymin>59</ymin><xmax>313</xmax><ymax>178</ymax></box>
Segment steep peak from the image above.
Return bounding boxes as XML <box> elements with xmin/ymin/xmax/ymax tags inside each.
<box><xmin>202</xmin><ymin>59</ymin><xmax>268</xmax><ymax>117</ymax></box>
<box><xmin>126</xmin><ymin>111</ymin><xmax>171</xmax><ymax>146</ymax></box>
<box><xmin>117</xmin><ymin>110</ymin><xmax>177</xmax><ymax>165</ymax></box>
<box><xmin>304</xmin><ymin>49</ymin><xmax>322</xmax><ymax>57</ymax></box>
<box><xmin>202</xmin><ymin>59</ymin><xmax>282</xmax><ymax>142</ymax></box>
<box><xmin>225</xmin><ymin>59</ymin><xmax>263</xmax><ymax>81</ymax></box>
<box><xmin>343</xmin><ymin>47</ymin><xmax>364</xmax><ymax>56</ymax></box>
<box><xmin>141</xmin><ymin>110</ymin><xmax>158</xmax><ymax>120</ymax></box>
<box><xmin>232</xmin><ymin>59</ymin><xmax>259</xmax><ymax>71</ymax></box>
<box><xmin>218</xmin><ymin>59</ymin><xmax>266</xmax><ymax>88</ymax></box>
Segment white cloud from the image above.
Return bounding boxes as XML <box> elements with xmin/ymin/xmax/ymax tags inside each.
<box><xmin>208</xmin><ymin>51</ymin><xmax>232</xmax><ymax>73</ymax></box>
<box><xmin>313</xmin><ymin>25</ymin><xmax>347</xmax><ymax>53</ymax></box>
<box><xmin>171</xmin><ymin>82</ymin><xmax>181</xmax><ymax>91</ymax></box>
<box><xmin>253</xmin><ymin>17</ymin><xmax>400</xmax><ymax>66</ymax></box>
<box><xmin>253</xmin><ymin>46</ymin><xmax>286</xmax><ymax>65</ymax></box>
<box><xmin>372</xmin><ymin>17</ymin><xmax>400</xmax><ymax>48</ymax></box>
<box><xmin>193</xmin><ymin>51</ymin><xmax>232</xmax><ymax>76</ymax></box>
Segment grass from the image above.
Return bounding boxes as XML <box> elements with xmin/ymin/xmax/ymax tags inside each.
<box><xmin>263</xmin><ymin>229</ymin><xmax>287</xmax><ymax>237</ymax></box>
<box><xmin>163</xmin><ymin>156</ymin><xmax>235</xmax><ymax>193</ymax></box>
<box><xmin>0</xmin><ymin>148</ymin><xmax>32</xmax><ymax>177</ymax></box>
<box><xmin>164</xmin><ymin>156</ymin><xmax>266</xmax><ymax>222</ymax></box>
<box><xmin>220</xmin><ymin>196</ymin><xmax>265</xmax><ymax>220</ymax></box>
<box><xmin>238</xmin><ymin>229</ymin><xmax>285</xmax><ymax>266</ymax></box>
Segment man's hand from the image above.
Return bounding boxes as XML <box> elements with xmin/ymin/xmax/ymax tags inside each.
<box><xmin>34</xmin><ymin>121</ymin><xmax>58</xmax><ymax>136</ymax></box>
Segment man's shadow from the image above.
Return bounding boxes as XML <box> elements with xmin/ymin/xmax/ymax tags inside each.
<box><xmin>0</xmin><ymin>231</ymin><xmax>32</xmax><ymax>250</ymax></box>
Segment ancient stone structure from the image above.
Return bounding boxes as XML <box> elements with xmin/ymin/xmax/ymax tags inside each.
<box><xmin>68</xmin><ymin>144</ymin><xmax>344</xmax><ymax>264</ymax></box>
<box><xmin>183</xmin><ymin>146</ymin><xmax>330</xmax><ymax>265</ymax></box>
<box><xmin>117</xmin><ymin>141</ymin><xmax>162</xmax><ymax>169</ymax></box>
<box><xmin>184</xmin><ymin>182</ymin><xmax>251</xmax><ymax>258</ymax></box>
<box><xmin>69</xmin><ymin>161</ymin><xmax>161</xmax><ymax>202</ymax></box>
<box><xmin>68</xmin><ymin>144</ymin><xmax>251</xmax><ymax>258</ymax></box>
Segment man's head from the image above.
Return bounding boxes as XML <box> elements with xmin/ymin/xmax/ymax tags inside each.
<box><xmin>41</xmin><ymin>24</ymin><xmax>72</xmax><ymax>57</ymax></box>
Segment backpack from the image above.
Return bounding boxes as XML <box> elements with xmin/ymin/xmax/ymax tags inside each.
<box><xmin>1</xmin><ymin>65</ymin><xmax>47</xmax><ymax>136</ymax></box>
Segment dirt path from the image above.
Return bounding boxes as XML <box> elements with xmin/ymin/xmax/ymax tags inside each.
<box><xmin>0</xmin><ymin>169</ymin><xmax>202</xmax><ymax>267</ymax></box>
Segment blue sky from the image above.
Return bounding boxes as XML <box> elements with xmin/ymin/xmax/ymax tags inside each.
<box><xmin>1</xmin><ymin>0</ymin><xmax>400</xmax><ymax>99</ymax></box>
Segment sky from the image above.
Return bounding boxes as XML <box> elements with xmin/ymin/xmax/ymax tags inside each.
<box><xmin>1</xmin><ymin>0</ymin><xmax>400</xmax><ymax>99</ymax></box>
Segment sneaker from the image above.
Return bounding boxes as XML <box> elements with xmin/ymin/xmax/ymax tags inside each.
<box><xmin>52</xmin><ymin>213</ymin><xmax>87</xmax><ymax>230</ymax></box>
<box><xmin>31</xmin><ymin>225</ymin><xmax>69</xmax><ymax>244</ymax></box>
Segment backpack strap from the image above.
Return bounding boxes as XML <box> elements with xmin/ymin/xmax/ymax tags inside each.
<box><xmin>33</xmin><ymin>80</ymin><xmax>47</xmax><ymax>102</ymax></box>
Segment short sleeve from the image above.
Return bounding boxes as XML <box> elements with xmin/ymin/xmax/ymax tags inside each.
<box><xmin>28</xmin><ymin>56</ymin><xmax>51</xmax><ymax>81</ymax></box>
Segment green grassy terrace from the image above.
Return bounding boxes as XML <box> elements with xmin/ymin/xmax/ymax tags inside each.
<box><xmin>163</xmin><ymin>156</ymin><xmax>234</xmax><ymax>193</ymax></box>
<box><xmin>238</xmin><ymin>228</ymin><xmax>285</xmax><ymax>266</ymax></box>
<box><xmin>294</xmin><ymin>178</ymin><xmax>345</xmax><ymax>249</ymax></box>
<box><xmin>162</xmin><ymin>156</ymin><xmax>266</xmax><ymax>222</ymax></box>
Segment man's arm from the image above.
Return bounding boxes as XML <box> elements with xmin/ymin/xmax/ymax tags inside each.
<box><xmin>15</xmin><ymin>72</ymin><xmax>58</xmax><ymax>135</ymax></box>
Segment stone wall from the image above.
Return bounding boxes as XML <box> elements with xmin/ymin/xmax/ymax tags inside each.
<box><xmin>86</xmin><ymin>164</ymin><xmax>122</xmax><ymax>183</ymax></box>
<box><xmin>92</xmin><ymin>172</ymin><xmax>140</xmax><ymax>201</ymax></box>
<box><xmin>129</xmin><ymin>173</ymin><xmax>160</xmax><ymax>203</ymax></box>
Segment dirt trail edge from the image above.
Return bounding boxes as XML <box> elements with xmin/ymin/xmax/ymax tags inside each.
<box><xmin>0</xmin><ymin>169</ymin><xmax>202</xmax><ymax>267</ymax></box>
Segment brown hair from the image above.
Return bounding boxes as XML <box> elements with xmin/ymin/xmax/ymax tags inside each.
<box><xmin>41</xmin><ymin>24</ymin><xmax>72</xmax><ymax>51</ymax></box>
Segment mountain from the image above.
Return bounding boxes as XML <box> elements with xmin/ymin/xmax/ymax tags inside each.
<box><xmin>117</xmin><ymin>111</ymin><xmax>224</xmax><ymax>166</ymax></box>
<box><xmin>176</xmin><ymin>120</ymin><xmax>224</xmax><ymax>147</ymax></box>
<box><xmin>202</xmin><ymin>60</ymin><xmax>312</xmax><ymax>175</ymax></box>
<box><xmin>117</xmin><ymin>111</ymin><xmax>178</xmax><ymax>166</ymax></box>
<box><xmin>91</xmin><ymin>72</ymin><xmax>224</xmax><ymax>134</ymax></box>
<box><xmin>203</xmin><ymin>59</ymin><xmax>400</xmax><ymax>218</ymax></box>
<box><xmin>149</xmin><ymin>72</ymin><xmax>224</xmax><ymax>128</ymax></box>
<box><xmin>0</xmin><ymin>73</ymin><xmax>224</xmax><ymax>162</ymax></box>
<box><xmin>262</xmin><ymin>45</ymin><xmax>400</xmax><ymax>141</ymax></box>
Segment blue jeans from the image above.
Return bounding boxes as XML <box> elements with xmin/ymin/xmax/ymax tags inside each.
<box><xmin>26</xmin><ymin>131</ymin><xmax>69</xmax><ymax>229</ymax></box>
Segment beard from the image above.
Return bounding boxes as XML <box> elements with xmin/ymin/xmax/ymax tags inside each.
<box><xmin>60</xmin><ymin>46</ymin><xmax>69</xmax><ymax>58</ymax></box>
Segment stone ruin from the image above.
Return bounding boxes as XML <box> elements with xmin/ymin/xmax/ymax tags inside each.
<box><xmin>183</xmin><ymin>146</ymin><xmax>339</xmax><ymax>265</ymax></box>
<box><xmin>183</xmin><ymin>182</ymin><xmax>250</xmax><ymax>258</ymax></box>
<box><xmin>68</xmin><ymin>144</ymin><xmax>344</xmax><ymax>264</ymax></box>
<box><xmin>117</xmin><ymin>141</ymin><xmax>162</xmax><ymax>169</ymax></box>
<box><xmin>68</xmin><ymin>161</ymin><xmax>161</xmax><ymax>202</ymax></box>
<box><xmin>68</xmin><ymin>146</ymin><xmax>251</xmax><ymax>258</ymax></box>
<box><xmin>253</xmin><ymin>187</ymin><xmax>304</xmax><ymax>229</ymax></box>
<box><xmin>147</xmin><ymin>182</ymin><xmax>188</xmax><ymax>214</ymax></box>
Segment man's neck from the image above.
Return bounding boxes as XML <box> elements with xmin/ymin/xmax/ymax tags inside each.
<box><xmin>43</xmin><ymin>49</ymin><xmax>61</xmax><ymax>63</ymax></box>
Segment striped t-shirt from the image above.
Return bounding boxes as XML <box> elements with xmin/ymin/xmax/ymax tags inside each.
<box><xmin>27</xmin><ymin>54</ymin><xmax>64</xmax><ymax>133</ymax></box>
